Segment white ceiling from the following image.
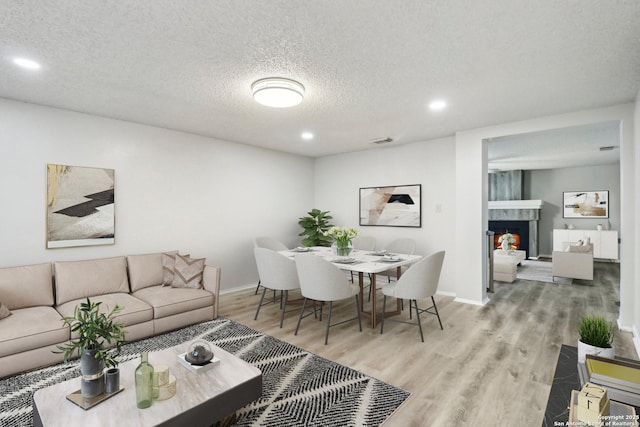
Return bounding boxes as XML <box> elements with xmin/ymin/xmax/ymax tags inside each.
<box><xmin>1</xmin><ymin>1</ymin><xmax>639</xmax><ymax>160</ymax></box>
<box><xmin>488</xmin><ymin>121</ymin><xmax>621</xmax><ymax>171</ymax></box>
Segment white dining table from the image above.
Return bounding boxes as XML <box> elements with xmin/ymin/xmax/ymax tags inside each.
<box><xmin>279</xmin><ymin>246</ymin><xmax>422</xmax><ymax>328</ymax></box>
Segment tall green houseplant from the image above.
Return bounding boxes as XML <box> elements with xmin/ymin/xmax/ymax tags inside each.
<box><xmin>298</xmin><ymin>208</ymin><xmax>334</xmax><ymax>247</ymax></box>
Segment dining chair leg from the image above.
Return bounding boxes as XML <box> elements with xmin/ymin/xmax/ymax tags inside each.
<box><xmin>432</xmin><ymin>296</ymin><xmax>444</xmax><ymax>330</ymax></box>
<box><xmin>408</xmin><ymin>300</ymin><xmax>412</xmax><ymax>319</ymax></box>
<box><xmin>279</xmin><ymin>290</ymin><xmax>288</xmax><ymax>328</ymax></box>
<box><xmin>380</xmin><ymin>295</ymin><xmax>387</xmax><ymax>334</ymax></box>
<box><xmin>355</xmin><ymin>295</ymin><xmax>362</xmax><ymax>332</ymax></box>
<box><xmin>295</xmin><ymin>298</ymin><xmax>308</xmax><ymax>336</ymax></box>
<box><xmin>414</xmin><ymin>299</ymin><xmax>424</xmax><ymax>342</ymax></box>
<box><xmin>324</xmin><ymin>301</ymin><xmax>333</xmax><ymax>345</ymax></box>
<box><xmin>254</xmin><ymin>287</ymin><xmax>268</xmax><ymax>320</ymax></box>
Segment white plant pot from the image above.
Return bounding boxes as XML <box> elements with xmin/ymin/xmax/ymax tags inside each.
<box><xmin>577</xmin><ymin>340</ymin><xmax>615</xmax><ymax>363</ymax></box>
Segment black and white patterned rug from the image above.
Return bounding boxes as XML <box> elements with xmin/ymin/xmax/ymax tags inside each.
<box><xmin>0</xmin><ymin>318</ymin><xmax>409</xmax><ymax>426</ymax></box>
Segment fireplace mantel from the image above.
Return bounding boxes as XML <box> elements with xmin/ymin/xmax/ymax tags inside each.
<box><xmin>488</xmin><ymin>200</ymin><xmax>543</xmax><ymax>210</ymax></box>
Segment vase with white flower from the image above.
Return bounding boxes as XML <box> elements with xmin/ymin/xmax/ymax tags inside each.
<box><xmin>324</xmin><ymin>226</ymin><xmax>360</xmax><ymax>257</ymax></box>
<box><xmin>498</xmin><ymin>232</ymin><xmax>515</xmax><ymax>252</ymax></box>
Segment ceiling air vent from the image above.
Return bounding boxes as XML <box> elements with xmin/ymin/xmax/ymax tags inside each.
<box><xmin>370</xmin><ymin>137</ymin><xmax>393</xmax><ymax>145</ymax></box>
<box><xmin>599</xmin><ymin>146</ymin><xmax>617</xmax><ymax>151</ymax></box>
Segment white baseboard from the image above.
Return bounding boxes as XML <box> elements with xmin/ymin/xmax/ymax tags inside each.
<box><xmin>633</xmin><ymin>325</ymin><xmax>640</xmax><ymax>359</ymax></box>
<box><xmin>220</xmin><ymin>282</ymin><xmax>257</xmax><ymax>295</ymax></box>
<box><xmin>454</xmin><ymin>296</ymin><xmax>488</xmax><ymax>306</ymax></box>
<box><xmin>436</xmin><ymin>290</ymin><xmax>456</xmax><ymax>298</ymax></box>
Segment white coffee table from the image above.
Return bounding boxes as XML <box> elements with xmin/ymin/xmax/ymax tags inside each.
<box><xmin>493</xmin><ymin>250</ymin><xmax>527</xmax><ymax>283</ymax></box>
<box><xmin>33</xmin><ymin>340</ymin><xmax>262</xmax><ymax>427</ymax></box>
<box><xmin>494</xmin><ymin>249</ymin><xmax>526</xmax><ymax>263</ymax></box>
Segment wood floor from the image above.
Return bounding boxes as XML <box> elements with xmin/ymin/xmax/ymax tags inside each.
<box><xmin>219</xmin><ymin>261</ymin><xmax>636</xmax><ymax>427</ymax></box>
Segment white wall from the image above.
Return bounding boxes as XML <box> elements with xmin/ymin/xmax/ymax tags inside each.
<box><xmin>525</xmin><ymin>164</ymin><xmax>621</xmax><ymax>256</ymax></box>
<box><xmin>0</xmin><ymin>98</ymin><xmax>315</xmax><ymax>291</ymax></box>
<box><xmin>314</xmin><ymin>138</ymin><xmax>457</xmax><ymax>295</ymax></box>
<box><xmin>634</xmin><ymin>89</ymin><xmax>640</xmax><ymax>355</ymax></box>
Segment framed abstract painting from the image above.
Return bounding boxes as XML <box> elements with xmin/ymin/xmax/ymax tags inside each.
<box><xmin>46</xmin><ymin>164</ymin><xmax>115</xmax><ymax>248</ymax></box>
<box><xmin>359</xmin><ymin>184</ymin><xmax>421</xmax><ymax>227</ymax></box>
<box><xmin>562</xmin><ymin>190</ymin><xmax>609</xmax><ymax>218</ymax></box>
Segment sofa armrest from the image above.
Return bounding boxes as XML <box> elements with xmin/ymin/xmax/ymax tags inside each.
<box><xmin>202</xmin><ymin>265</ymin><xmax>221</xmax><ymax>318</ymax></box>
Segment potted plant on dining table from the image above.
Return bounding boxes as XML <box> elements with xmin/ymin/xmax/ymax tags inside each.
<box><xmin>324</xmin><ymin>226</ymin><xmax>360</xmax><ymax>257</ymax></box>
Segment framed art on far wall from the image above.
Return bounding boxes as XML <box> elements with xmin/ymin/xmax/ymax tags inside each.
<box><xmin>562</xmin><ymin>190</ymin><xmax>609</xmax><ymax>218</ymax></box>
<box><xmin>46</xmin><ymin>164</ymin><xmax>115</xmax><ymax>248</ymax></box>
<box><xmin>359</xmin><ymin>184</ymin><xmax>421</xmax><ymax>227</ymax></box>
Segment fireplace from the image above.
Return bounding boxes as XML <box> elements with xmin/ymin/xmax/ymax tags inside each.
<box><xmin>488</xmin><ymin>199</ymin><xmax>543</xmax><ymax>258</ymax></box>
<box><xmin>489</xmin><ymin>220</ymin><xmax>530</xmax><ymax>257</ymax></box>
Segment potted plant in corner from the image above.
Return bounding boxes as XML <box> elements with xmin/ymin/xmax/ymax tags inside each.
<box><xmin>577</xmin><ymin>314</ymin><xmax>615</xmax><ymax>363</ymax></box>
<box><xmin>55</xmin><ymin>298</ymin><xmax>126</xmax><ymax>398</ymax></box>
<box><xmin>298</xmin><ymin>208</ymin><xmax>334</xmax><ymax>247</ymax></box>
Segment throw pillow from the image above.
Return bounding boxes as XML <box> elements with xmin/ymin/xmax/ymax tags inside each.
<box><xmin>569</xmin><ymin>244</ymin><xmax>592</xmax><ymax>253</ymax></box>
<box><xmin>584</xmin><ymin>237</ymin><xmax>591</xmax><ymax>246</ymax></box>
<box><xmin>171</xmin><ymin>254</ymin><xmax>205</xmax><ymax>289</ymax></box>
<box><xmin>0</xmin><ymin>301</ymin><xmax>11</xmax><ymax>319</ymax></box>
<box><xmin>161</xmin><ymin>252</ymin><xmax>179</xmax><ymax>286</ymax></box>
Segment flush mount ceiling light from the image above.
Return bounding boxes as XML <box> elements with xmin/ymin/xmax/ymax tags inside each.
<box><xmin>252</xmin><ymin>77</ymin><xmax>305</xmax><ymax>108</ymax></box>
<box><xmin>12</xmin><ymin>57</ymin><xmax>41</xmax><ymax>70</ymax></box>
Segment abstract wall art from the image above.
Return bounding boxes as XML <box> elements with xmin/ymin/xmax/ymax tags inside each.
<box><xmin>562</xmin><ymin>190</ymin><xmax>609</xmax><ymax>218</ymax></box>
<box><xmin>359</xmin><ymin>184</ymin><xmax>421</xmax><ymax>227</ymax></box>
<box><xmin>46</xmin><ymin>164</ymin><xmax>115</xmax><ymax>248</ymax></box>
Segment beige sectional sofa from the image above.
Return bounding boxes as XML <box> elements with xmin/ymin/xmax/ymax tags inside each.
<box><xmin>0</xmin><ymin>252</ymin><xmax>220</xmax><ymax>378</ymax></box>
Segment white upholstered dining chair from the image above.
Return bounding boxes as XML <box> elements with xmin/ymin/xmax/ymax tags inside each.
<box><xmin>380</xmin><ymin>250</ymin><xmax>445</xmax><ymax>342</ymax></box>
<box><xmin>253</xmin><ymin>237</ymin><xmax>288</xmax><ymax>295</ymax></box>
<box><xmin>253</xmin><ymin>248</ymin><xmax>300</xmax><ymax>328</ymax></box>
<box><xmin>294</xmin><ymin>254</ymin><xmax>362</xmax><ymax>345</ymax></box>
<box><xmin>379</xmin><ymin>238</ymin><xmax>417</xmax><ymax>284</ymax></box>
<box><xmin>350</xmin><ymin>235</ymin><xmax>376</xmax><ymax>282</ymax></box>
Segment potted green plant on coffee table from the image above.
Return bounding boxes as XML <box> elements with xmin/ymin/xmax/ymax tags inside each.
<box><xmin>577</xmin><ymin>314</ymin><xmax>615</xmax><ymax>363</ymax></box>
<box><xmin>55</xmin><ymin>298</ymin><xmax>126</xmax><ymax>398</ymax></box>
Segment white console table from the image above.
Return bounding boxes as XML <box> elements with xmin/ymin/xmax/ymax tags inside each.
<box><xmin>552</xmin><ymin>229</ymin><xmax>619</xmax><ymax>260</ymax></box>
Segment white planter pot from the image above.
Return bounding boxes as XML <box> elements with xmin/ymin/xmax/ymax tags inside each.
<box><xmin>577</xmin><ymin>340</ymin><xmax>614</xmax><ymax>363</ymax></box>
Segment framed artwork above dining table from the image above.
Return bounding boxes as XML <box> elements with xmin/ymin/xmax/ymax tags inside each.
<box><xmin>359</xmin><ymin>184</ymin><xmax>421</xmax><ymax>227</ymax></box>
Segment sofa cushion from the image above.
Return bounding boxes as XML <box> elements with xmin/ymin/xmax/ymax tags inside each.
<box><xmin>127</xmin><ymin>252</ymin><xmax>169</xmax><ymax>292</ymax></box>
<box><xmin>0</xmin><ymin>301</ymin><xmax>11</xmax><ymax>319</ymax></box>
<box><xmin>55</xmin><ymin>293</ymin><xmax>154</xmax><ymax>340</ymax></box>
<box><xmin>133</xmin><ymin>286</ymin><xmax>214</xmax><ymax>319</ymax></box>
<box><xmin>54</xmin><ymin>257</ymin><xmax>129</xmax><ymax>305</ymax></box>
<box><xmin>0</xmin><ymin>263</ymin><xmax>53</xmax><ymax>310</ymax></box>
<box><xmin>0</xmin><ymin>306</ymin><xmax>69</xmax><ymax>357</ymax></box>
<box><xmin>171</xmin><ymin>254</ymin><xmax>205</xmax><ymax>289</ymax></box>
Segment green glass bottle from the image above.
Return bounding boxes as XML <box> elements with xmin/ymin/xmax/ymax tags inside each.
<box><xmin>135</xmin><ymin>352</ymin><xmax>154</xmax><ymax>409</ymax></box>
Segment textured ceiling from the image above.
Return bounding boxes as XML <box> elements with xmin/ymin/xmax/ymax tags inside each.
<box><xmin>1</xmin><ymin>1</ymin><xmax>639</xmax><ymax>160</ymax></box>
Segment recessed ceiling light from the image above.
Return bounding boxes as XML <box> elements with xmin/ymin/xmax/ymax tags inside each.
<box><xmin>251</xmin><ymin>77</ymin><xmax>305</xmax><ymax>108</ymax></box>
<box><xmin>301</xmin><ymin>132</ymin><xmax>314</xmax><ymax>140</ymax></box>
<box><xmin>13</xmin><ymin>57</ymin><xmax>41</xmax><ymax>70</ymax></box>
<box><xmin>429</xmin><ymin>100</ymin><xmax>447</xmax><ymax>111</ymax></box>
